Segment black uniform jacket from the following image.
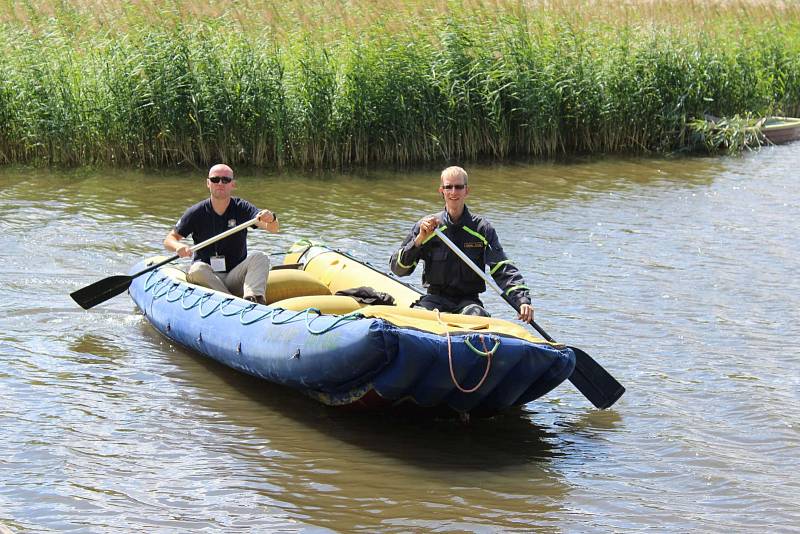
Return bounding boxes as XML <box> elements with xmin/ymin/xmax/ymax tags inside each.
<box><xmin>389</xmin><ymin>206</ymin><xmax>531</xmax><ymax>309</ymax></box>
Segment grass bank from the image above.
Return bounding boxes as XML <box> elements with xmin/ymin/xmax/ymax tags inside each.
<box><xmin>2</xmin><ymin>1</ymin><xmax>800</xmax><ymax>169</ymax></box>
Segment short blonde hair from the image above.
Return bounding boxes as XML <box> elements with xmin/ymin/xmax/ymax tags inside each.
<box><xmin>440</xmin><ymin>166</ymin><xmax>468</xmax><ymax>185</ymax></box>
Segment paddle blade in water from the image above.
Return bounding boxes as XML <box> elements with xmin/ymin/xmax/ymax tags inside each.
<box><xmin>568</xmin><ymin>347</ymin><xmax>625</xmax><ymax>409</ymax></box>
<box><xmin>70</xmin><ymin>275</ymin><xmax>133</xmax><ymax>310</ymax></box>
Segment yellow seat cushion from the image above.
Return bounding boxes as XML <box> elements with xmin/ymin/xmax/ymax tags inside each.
<box><xmin>270</xmin><ymin>295</ymin><xmax>363</xmax><ymax>314</ymax></box>
<box><xmin>265</xmin><ymin>269</ymin><xmax>331</xmax><ymax>304</ymax></box>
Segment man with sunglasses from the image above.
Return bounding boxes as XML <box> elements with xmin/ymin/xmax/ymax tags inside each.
<box><xmin>390</xmin><ymin>166</ymin><xmax>534</xmax><ymax>322</ymax></box>
<box><xmin>163</xmin><ymin>164</ymin><xmax>279</xmax><ymax>304</ymax></box>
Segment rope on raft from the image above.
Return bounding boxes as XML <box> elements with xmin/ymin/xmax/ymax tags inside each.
<box><xmin>435</xmin><ymin>310</ymin><xmax>500</xmax><ymax>393</ymax></box>
<box><xmin>143</xmin><ymin>271</ymin><xmax>361</xmax><ymax>334</ymax></box>
<box><xmin>144</xmin><ymin>270</ymin><xmax>500</xmax><ymax>361</ymax></box>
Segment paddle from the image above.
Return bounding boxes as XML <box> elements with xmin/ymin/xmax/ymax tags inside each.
<box><xmin>433</xmin><ymin>228</ymin><xmax>625</xmax><ymax>409</ymax></box>
<box><xmin>71</xmin><ymin>216</ymin><xmax>260</xmax><ymax>310</ymax></box>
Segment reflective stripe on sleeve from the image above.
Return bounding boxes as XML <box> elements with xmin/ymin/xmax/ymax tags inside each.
<box><xmin>395</xmin><ymin>248</ymin><xmax>417</xmax><ymax>269</ymax></box>
<box><xmin>504</xmin><ymin>284</ymin><xmax>529</xmax><ymax>296</ymax></box>
<box><xmin>489</xmin><ymin>259</ymin><xmax>512</xmax><ymax>275</ymax></box>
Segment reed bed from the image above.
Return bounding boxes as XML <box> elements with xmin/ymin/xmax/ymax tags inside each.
<box><xmin>1</xmin><ymin>0</ymin><xmax>800</xmax><ymax>169</ymax></box>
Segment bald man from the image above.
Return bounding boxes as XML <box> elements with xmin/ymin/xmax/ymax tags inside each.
<box><xmin>164</xmin><ymin>164</ymin><xmax>279</xmax><ymax>305</ymax></box>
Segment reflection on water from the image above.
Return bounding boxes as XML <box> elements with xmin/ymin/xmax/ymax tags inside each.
<box><xmin>1</xmin><ymin>148</ymin><xmax>799</xmax><ymax>532</ymax></box>
<box><xmin>186</xmin><ymin>349</ymin><xmax>559</xmax><ymax>468</ymax></box>
<box><xmin>68</xmin><ymin>333</ymin><xmax>127</xmax><ymax>363</ymax></box>
<box><xmin>137</xmin><ymin>322</ymin><xmax>570</xmax><ymax>531</ymax></box>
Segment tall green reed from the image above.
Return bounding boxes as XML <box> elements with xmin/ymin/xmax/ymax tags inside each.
<box><xmin>1</xmin><ymin>7</ymin><xmax>800</xmax><ymax>169</ymax></box>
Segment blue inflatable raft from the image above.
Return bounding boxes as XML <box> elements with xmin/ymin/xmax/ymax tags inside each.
<box><xmin>128</xmin><ymin>241</ymin><xmax>576</xmax><ymax>415</ymax></box>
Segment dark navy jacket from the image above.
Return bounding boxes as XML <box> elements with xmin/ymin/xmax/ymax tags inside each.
<box><xmin>389</xmin><ymin>206</ymin><xmax>531</xmax><ymax>308</ymax></box>
<box><xmin>174</xmin><ymin>197</ymin><xmax>260</xmax><ymax>272</ymax></box>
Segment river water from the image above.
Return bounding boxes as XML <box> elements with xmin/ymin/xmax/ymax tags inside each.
<box><xmin>1</xmin><ymin>149</ymin><xmax>798</xmax><ymax>532</ymax></box>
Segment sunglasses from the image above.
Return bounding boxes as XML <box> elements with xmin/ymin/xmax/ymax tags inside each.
<box><xmin>441</xmin><ymin>184</ymin><xmax>466</xmax><ymax>190</ymax></box>
<box><xmin>209</xmin><ymin>176</ymin><xmax>233</xmax><ymax>184</ymax></box>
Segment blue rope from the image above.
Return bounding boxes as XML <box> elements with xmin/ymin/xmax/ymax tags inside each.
<box><xmin>143</xmin><ymin>268</ymin><xmax>362</xmax><ymax>334</ymax></box>
<box><xmin>143</xmin><ymin>271</ymin><xmax>162</xmax><ymax>291</ymax></box>
<box><xmin>269</xmin><ymin>308</ymin><xmax>314</xmax><ymax>325</ymax></box>
<box><xmin>150</xmin><ymin>277</ymin><xmax>173</xmax><ymax>300</ymax></box>
<box><xmin>180</xmin><ymin>288</ymin><xmax>211</xmax><ymax>310</ymax></box>
<box><xmin>239</xmin><ymin>305</ymin><xmax>276</xmax><ymax>325</ymax></box>
<box><xmin>164</xmin><ymin>284</ymin><xmax>185</xmax><ymax>302</ymax></box>
<box><xmin>305</xmin><ymin>310</ymin><xmax>364</xmax><ymax>334</ymax></box>
<box><xmin>199</xmin><ymin>296</ymin><xmax>234</xmax><ymax>318</ymax></box>
<box><xmin>220</xmin><ymin>299</ymin><xmax>247</xmax><ymax>317</ymax></box>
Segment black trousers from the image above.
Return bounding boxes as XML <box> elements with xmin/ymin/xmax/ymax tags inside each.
<box><xmin>413</xmin><ymin>293</ymin><xmax>491</xmax><ymax>317</ymax></box>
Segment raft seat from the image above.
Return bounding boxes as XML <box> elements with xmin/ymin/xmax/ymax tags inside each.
<box><xmin>149</xmin><ymin>257</ymin><xmax>343</xmax><ymax>309</ymax></box>
<box><xmin>265</xmin><ymin>269</ymin><xmax>332</xmax><ymax>303</ymax></box>
<box><xmin>269</xmin><ymin>294</ymin><xmax>364</xmax><ymax>314</ymax></box>
<box><xmin>154</xmin><ymin>260</ymin><xmax>335</xmax><ymax>306</ymax></box>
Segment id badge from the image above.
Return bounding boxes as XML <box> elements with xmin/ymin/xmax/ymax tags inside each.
<box><xmin>210</xmin><ymin>255</ymin><xmax>227</xmax><ymax>272</ymax></box>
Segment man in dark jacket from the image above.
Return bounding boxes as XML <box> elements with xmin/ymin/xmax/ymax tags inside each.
<box><xmin>390</xmin><ymin>166</ymin><xmax>534</xmax><ymax>321</ymax></box>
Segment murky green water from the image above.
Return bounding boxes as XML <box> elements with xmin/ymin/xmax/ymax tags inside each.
<box><xmin>1</xmin><ymin>150</ymin><xmax>798</xmax><ymax>532</ymax></box>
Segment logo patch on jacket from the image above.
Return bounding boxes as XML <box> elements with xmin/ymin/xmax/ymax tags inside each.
<box><xmin>464</xmin><ymin>241</ymin><xmax>484</xmax><ymax>249</ymax></box>
<box><xmin>228</xmin><ymin>219</ymin><xmax>237</xmax><ymax>228</ymax></box>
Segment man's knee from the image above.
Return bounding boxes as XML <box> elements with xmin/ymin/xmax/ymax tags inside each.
<box><xmin>459</xmin><ymin>303</ymin><xmax>490</xmax><ymax>317</ymax></box>
<box><xmin>249</xmin><ymin>250</ymin><xmax>270</xmax><ymax>268</ymax></box>
<box><xmin>187</xmin><ymin>261</ymin><xmax>213</xmax><ymax>281</ymax></box>
<box><xmin>413</xmin><ymin>294</ymin><xmax>446</xmax><ymax>312</ymax></box>
<box><xmin>413</xmin><ymin>299</ymin><xmax>437</xmax><ymax>311</ymax></box>
<box><xmin>186</xmin><ymin>261</ymin><xmax>229</xmax><ymax>293</ymax></box>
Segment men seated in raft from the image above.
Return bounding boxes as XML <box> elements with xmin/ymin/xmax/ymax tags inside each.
<box><xmin>163</xmin><ymin>163</ymin><xmax>279</xmax><ymax>305</ymax></box>
<box><xmin>389</xmin><ymin>166</ymin><xmax>534</xmax><ymax>322</ymax></box>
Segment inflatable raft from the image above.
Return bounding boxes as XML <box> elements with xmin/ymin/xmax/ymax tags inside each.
<box><xmin>128</xmin><ymin>240</ymin><xmax>576</xmax><ymax>415</ymax></box>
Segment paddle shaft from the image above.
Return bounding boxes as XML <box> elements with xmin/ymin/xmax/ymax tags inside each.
<box><xmin>130</xmin><ymin>215</ymin><xmax>262</xmax><ymax>277</ymax></box>
<box><xmin>432</xmin><ymin>229</ymin><xmax>556</xmax><ymax>340</ymax></box>
<box><xmin>71</xmin><ymin>216</ymin><xmax>260</xmax><ymax>309</ymax></box>
<box><xmin>432</xmin><ymin>228</ymin><xmax>522</xmax><ymax>311</ymax></box>
<box><xmin>433</xmin><ymin>228</ymin><xmax>624</xmax><ymax>408</ymax></box>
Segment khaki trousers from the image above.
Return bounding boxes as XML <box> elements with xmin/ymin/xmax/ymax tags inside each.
<box><xmin>186</xmin><ymin>251</ymin><xmax>270</xmax><ymax>299</ymax></box>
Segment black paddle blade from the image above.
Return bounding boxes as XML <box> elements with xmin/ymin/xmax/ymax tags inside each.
<box><xmin>568</xmin><ymin>346</ymin><xmax>625</xmax><ymax>409</ymax></box>
<box><xmin>70</xmin><ymin>275</ymin><xmax>133</xmax><ymax>310</ymax></box>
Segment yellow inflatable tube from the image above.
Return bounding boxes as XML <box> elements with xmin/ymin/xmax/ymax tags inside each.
<box><xmin>286</xmin><ymin>249</ymin><xmax>421</xmax><ymax>308</ymax></box>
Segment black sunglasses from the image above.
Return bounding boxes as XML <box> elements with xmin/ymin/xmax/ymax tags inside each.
<box><xmin>209</xmin><ymin>176</ymin><xmax>233</xmax><ymax>184</ymax></box>
<box><xmin>441</xmin><ymin>184</ymin><xmax>466</xmax><ymax>190</ymax></box>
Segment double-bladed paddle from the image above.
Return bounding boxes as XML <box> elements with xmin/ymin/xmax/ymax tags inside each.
<box><xmin>433</xmin><ymin>228</ymin><xmax>625</xmax><ymax>409</ymax></box>
<box><xmin>70</xmin><ymin>216</ymin><xmax>260</xmax><ymax>310</ymax></box>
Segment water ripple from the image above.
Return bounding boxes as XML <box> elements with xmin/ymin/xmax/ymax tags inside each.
<box><xmin>2</xmin><ymin>151</ymin><xmax>800</xmax><ymax>531</ymax></box>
